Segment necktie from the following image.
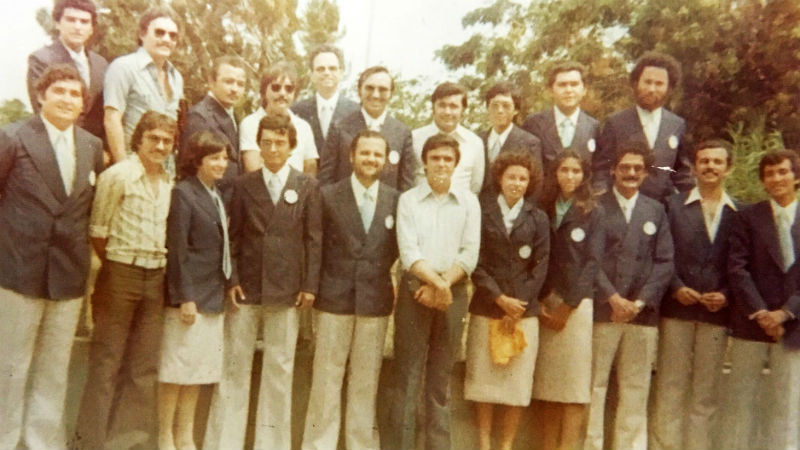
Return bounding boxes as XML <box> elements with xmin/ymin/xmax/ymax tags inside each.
<box><xmin>559</xmin><ymin>118</ymin><xmax>575</xmax><ymax>148</ymax></box>
<box><xmin>360</xmin><ymin>190</ymin><xmax>375</xmax><ymax>232</ymax></box>
<box><xmin>489</xmin><ymin>136</ymin><xmax>502</xmax><ymax>163</ymax></box>
<box><xmin>73</xmin><ymin>54</ymin><xmax>91</xmax><ymax>88</ymax></box>
<box><xmin>319</xmin><ymin>104</ymin><xmax>333</xmax><ymax>139</ymax></box>
<box><xmin>643</xmin><ymin>115</ymin><xmax>657</xmax><ymax>149</ymax></box>
<box><xmin>779</xmin><ymin>210</ymin><xmax>795</xmax><ymax>271</ymax></box>
<box><xmin>54</xmin><ymin>132</ymin><xmax>75</xmax><ymax>195</ymax></box>
<box><xmin>212</xmin><ymin>192</ymin><xmax>232</xmax><ymax>279</ymax></box>
<box><xmin>621</xmin><ymin>202</ymin><xmax>630</xmax><ymax>224</ymax></box>
<box><xmin>268</xmin><ymin>175</ymin><xmax>281</xmax><ymax>204</ymax></box>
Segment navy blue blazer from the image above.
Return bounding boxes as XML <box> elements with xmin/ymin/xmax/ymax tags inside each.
<box><xmin>291</xmin><ymin>94</ymin><xmax>360</xmax><ymax>154</ymax></box>
<box><xmin>228</xmin><ymin>168</ymin><xmax>322</xmax><ymax>306</ymax></box>
<box><xmin>479</xmin><ymin>125</ymin><xmax>543</xmax><ymax>194</ymax></box>
<box><xmin>318</xmin><ymin>109</ymin><xmax>415</xmax><ymax>191</ymax></box>
<box><xmin>728</xmin><ymin>201</ymin><xmax>800</xmax><ymax>347</ymax></box>
<box><xmin>522</xmin><ymin>108</ymin><xmax>599</xmax><ymax>174</ymax></box>
<box><xmin>595</xmin><ymin>190</ymin><xmax>674</xmax><ymax>326</ymax></box>
<box><xmin>315</xmin><ymin>178</ymin><xmax>399</xmax><ymax>317</ymax></box>
<box><xmin>180</xmin><ymin>95</ymin><xmax>241</xmax><ymax>198</ymax></box>
<box><xmin>27</xmin><ymin>40</ymin><xmax>108</xmax><ymax>139</ymax></box>
<box><xmin>662</xmin><ymin>191</ymin><xmax>736</xmax><ymax>327</ymax></box>
<box><xmin>592</xmin><ymin>107</ymin><xmax>693</xmax><ymax>204</ymax></box>
<box><xmin>471</xmin><ymin>195</ymin><xmax>550</xmax><ymax>318</ymax></box>
<box><xmin>166</xmin><ymin>177</ymin><xmax>229</xmax><ymax>313</ymax></box>
<box><xmin>541</xmin><ymin>204</ymin><xmax>605</xmax><ymax>308</ymax></box>
<box><xmin>0</xmin><ymin>116</ymin><xmax>104</xmax><ymax>300</ymax></box>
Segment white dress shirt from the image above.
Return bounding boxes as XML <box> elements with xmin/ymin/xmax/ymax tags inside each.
<box><xmin>684</xmin><ymin>187</ymin><xmax>737</xmax><ymax>242</ymax></box>
<box><xmin>613</xmin><ymin>186</ymin><xmax>640</xmax><ymax>224</ymax></box>
<box><xmin>316</xmin><ymin>91</ymin><xmax>339</xmax><ymax>138</ymax></box>
<box><xmin>487</xmin><ymin>123</ymin><xmax>513</xmax><ymax>164</ymax></box>
<box><xmin>41</xmin><ymin>114</ymin><xmax>76</xmax><ymax>195</ymax></box>
<box><xmin>262</xmin><ymin>163</ymin><xmax>291</xmax><ymax>203</ymax></box>
<box><xmin>397</xmin><ymin>182</ymin><xmax>481</xmax><ymax>274</ymax></box>
<box><xmin>411</xmin><ymin>122</ymin><xmax>486</xmax><ymax>194</ymax></box>
<box><xmin>554</xmin><ymin>106</ymin><xmax>581</xmax><ymax>148</ymax></box>
<box><xmin>361</xmin><ymin>108</ymin><xmax>387</xmax><ymax>132</ymax></box>
<box><xmin>497</xmin><ymin>194</ymin><xmax>523</xmax><ymax>234</ymax></box>
<box><xmin>636</xmin><ymin>105</ymin><xmax>663</xmax><ymax>149</ymax></box>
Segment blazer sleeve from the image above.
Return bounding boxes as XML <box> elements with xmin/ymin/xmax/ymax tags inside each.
<box><xmin>227</xmin><ymin>181</ymin><xmax>244</xmax><ymax>288</ymax></box>
<box><xmin>592</xmin><ymin>119</ymin><xmax>616</xmax><ymax>192</ymax></box>
<box><xmin>0</xmin><ymin>127</ymin><xmax>16</xmax><ymax>192</ymax></box>
<box><xmin>637</xmin><ymin>207</ymin><xmax>675</xmax><ymax>309</ymax></box>
<box><xmin>671</xmin><ymin>121</ymin><xmax>694</xmax><ymax>192</ymax></box>
<box><xmin>399</xmin><ymin>128</ymin><xmax>415</xmax><ymax>192</ymax></box>
<box><xmin>471</xmin><ymin>218</ymin><xmax>504</xmax><ymax>302</ymax></box>
<box><xmin>728</xmin><ymin>211</ymin><xmax>770</xmax><ymax>313</ymax></box>
<box><xmin>166</xmin><ymin>187</ymin><xmax>194</xmax><ymax>304</ymax></box>
<box><xmin>27</xmin><ymin>53</ymin><xmax>47</xmax><ymax>114</ymax></box>
<box><xmin>302</xmin><ymin>179</ymin><xmax>323</xmax><ymax>295</ymax></box>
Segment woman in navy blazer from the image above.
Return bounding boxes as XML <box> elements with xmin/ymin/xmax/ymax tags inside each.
<box><xmin>534</xmin><ymin>150</ymin><xmax>605</xmax><ymax>450</ymax></box>
<box><xmin>158</xmin><ymin>131</ymin><xmax>231</xmax><ymax>450</ymax></box>
<box><xmin>467</xmin><ymin>150</ymin><xmax>550</xmax><ymax>450</ymax></box>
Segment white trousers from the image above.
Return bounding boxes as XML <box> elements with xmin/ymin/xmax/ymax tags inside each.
<box><xmin>0</xmin><ymin>286</ymin><xmax>81</xmax><ymax>450</ymax></box>
<box><xmin>204</xmin><ymin>304</ymin><xmax>300</xmax><ymax>450</ymax></box>
<box><xmin>585</xmin><ymin>322</ymin><xmax>658</xmax><ymax>450</ymax></box>
<box><xmin>301</xmin><ymin>311</ymin><xmax>389</xmax><ymax>450</ymax></box>
<box><xmin>650</xmin><ymin>318</ymin><xmax>728</xmax><ymax>450</ymax></box>
<box><xmin>718</xmin><ymin>337</ymin><xmax>800</xmax><ymax>450</ymax></box>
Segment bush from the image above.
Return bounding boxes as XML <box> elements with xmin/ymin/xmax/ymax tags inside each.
<box><xmin>725</xmin><ymin>119</ymin><xmax>785</xmax><ymax>205</ymax></box>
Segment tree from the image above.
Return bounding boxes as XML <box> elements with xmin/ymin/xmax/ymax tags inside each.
<box><xmin>0</xmin><ymin>99</ymin><xmax>32</xmax><ymax>127</ymax></box>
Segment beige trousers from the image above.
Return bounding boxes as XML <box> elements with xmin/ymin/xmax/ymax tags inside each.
<box><xmin>301</xmin><ymin>311</ymin><xmax>389</xmax><ymax>450</ymax></box>
<box><xmin>585</xmin><ymin>321</ymin><xmax>658</xmax><ymax>450</ymax></box>
<box><xmin>650</xmin><ymin>318</ymin><xmax>728</xmax><ymax>450</ymax></box>
<box><xmin>0</xmin><ymin>286</ymin><xmax>81</xmax><ymax>450</ymax></box>
<box><xmin>204</xmin><ymin>304</ymin><xmax>300</xmax><ymax>450</ymax></box>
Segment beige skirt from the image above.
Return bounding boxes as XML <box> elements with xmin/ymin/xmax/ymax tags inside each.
<box><xmin>532</xmin><ymin>298</ymin><xmax>593</xmax><ymax>403</ymax></box>
<box><xmin>159</xmin><ymin>307</ymin><xmax>224</xmax><ymax>384</ymax></box>
<box><xmin>464</xmin><ymin>314</ymin><xmax>539</xmax><ymax>406</ymax></box>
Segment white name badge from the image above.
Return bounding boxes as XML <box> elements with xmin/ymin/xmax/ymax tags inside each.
<box><xmin>519</xmin><ymin>245</ymin><xmax>532</xmax><ymax>259</ymax></box>
<box><xmin>385</xmin><ymin>214</ymin><xmax>394</xmax><ymax>230</ymax></box>
<box><xmin>668</xmin><ymin>135</ymin><xmax>678</xmax><ymax>149</ymax></box>
<box><xmin>587</xmin><ymin>138</ymin><xmax>596</xmax><ymax>153</ymax></box>
<box><xmin>643</xmin><ymin>221</ymin><xmax>657</xmax><ymax>235</ymax></box>
<box><xmin>284</xmin><ymin>189</ymin><xmax>298</xmax><ymax>204</ymax></box>
<box><xmin>388</xmin><ymin>150</ymin><xmax>400</xmax><ymax>165</ymax></box>
<box><xmin>571</xmin><ymin>227</ymin><xmax>586</xmax><ymax>242</ymax></box>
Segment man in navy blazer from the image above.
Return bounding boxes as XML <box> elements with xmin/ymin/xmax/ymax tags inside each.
<box><xmin>650</xmin><ymin>140</ymin><xmax>737</xmax><ymax>450</ymax></box>
<box><xmin>592</xmin><ymin>52</ymin><xmax>693</xmax><ymax>203</ymax></box>
<box><xmin>27</xmin><ymin>0</ymin><xmax>108</xmax><ymax>140</ymax></box>
<box><xmin>479</xmin><ymin>81</ymin><xmax>542</xmax><ymax>193</ymax></box>
<box><xmin>0</xmin><ymin>64</ymin><xmax>104</xmax><ymax>450</ymax></box>
<box><xmin>522</xmin><ymin>61</ymin><xmax>599</xmax><ymax>175</ymax></box>
<box><xmin>291</xmin><ymin>44</ymin><xmax>359</xmax><ymax>154</ymax></box>
<box><xmin>180</xmin><ymin>55</ymin><xmax>247</xmax><ymax>196</ymax></box>
<box><xmin>722</xmin><ymin>150</ymin><xmax>800</xmax><ymax>449</ymax></box>
<box><xmin>586</xmin><ymin>143</ymin><xmax>674</xmax><ymax>450</ymax></box>
<box><xmin>205</xmin><ymin>114</ymin><xmax>322</xmax><ymax>450</ymax></box>
<box><xmin>319</xmin><ymin>65</ymin><xmax>415</xmax><ymax>191</ymax></box>
<box><xmin>302</xmin><ymin>130</ymin><xmax>399</xmax><ymax>450</ymax></box>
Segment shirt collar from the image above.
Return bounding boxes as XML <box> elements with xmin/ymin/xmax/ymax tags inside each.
<box><xmin>361</xmin><ymin>107</ymin><xmax>387</xmax><ymax>129</ymax></box>
<box><xmin>636</xmin><ymin>105</ymin><xmax>662</xmax><ymax>125</ymax></box>
<box><xmin>207</xmin><ymin>91</ymin><xmax>235</xmax><ymax>118</ymax></box>
<box><xmin>435</xmin><ymin>123</ymin><xmax>467</xmax><ymax>142</ymax></box>
<box><xmin>40</xmin><ymin>114</ymin><xmax>74</xmax><ymax>144</ymax></box>
<box><xmin>553</xmin><ymin>106</ymin><xmax>580</xmax><ymax>127</ymax></box>
<box><xmin>262</xmin><ymin>163</ymin><xmax>291</xmax><ymax>186</ymax></box>
<box><xmin>135</xmin><ymin>46</ymin><xmax>176</xmax><ymax>74</ymax></box>
<box><xmin>317</xmin><ymin>91</ymin><xmax>340</xmax><ymax>111</ymax></box>
<box><xmin>613</xmin><ymin>186</ymin><xmax>639</xmax><ymax>209</ymax></box>
<box><xmin>418</xmin><ymin>181</ymin><xmax>460</xmax><ymax>204</ymax></box>
<box><xmin>350</xmin><ymin>173</ymin><xmax>379</xmax><ymax>202</ymax></box>
<box><xmin>771</xmin><ymin>198</ymin><xmax>798</xmax><ymax>223</ymax></box>
<box><xmin>684</xmin><ymin>187</ymin><xmax>737</xmax><ymax>211</ymax></box>
<box><xmin>60</xmin><ymin>39</ymin><xmax>86</xmax><ymax>60</ymax></box>
<box><xmin>497</xmin><ymin>193</ymin><xmax>523</xmax><ymax>216</ymax></box>
<box><xmin>489</xmin><ymin>123</ymin><xmax>513</xmax><ymax>145</ymax></box>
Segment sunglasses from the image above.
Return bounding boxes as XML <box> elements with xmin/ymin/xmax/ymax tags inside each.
<box><xmin>153</xmin><ymin>28</ymin><xmax>179</xmax><ymax>41</ymax></box>
<box><xmin>269</xmin><ymin>83</ymin><xmax>295</xmax><ymax>94</ymax></box>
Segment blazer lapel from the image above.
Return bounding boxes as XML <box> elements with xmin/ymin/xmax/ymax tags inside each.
<box><xmin>243</xmin><ymin>170</ymin><xmax>274</xmax><ymax>224</ymax></box>
<box><xmin>509</xmin><ymin>199</ymin><xmax>533</xmax><ymax>237</ymax></box>
<box><xmin>365</xmin><ymin>183</ymin><xmax>393</xmax><ymax>242</ymax></box>
<box><xmin>754</xmin><ymin>202</ymin><xmax>785</xmax><ymax>270</ymax></box>
<box><xmin>341</xmin><ymin>181</ymin><xmax>368</xmax><ymax>242</ymax></box>
<box><xmin>21</xmin><ymin>117</ymin><xmax>68</xmax><ymax>201</ymax></box>
<box><xmin>542</xmin><ymin>110</ymin><xmax>563</xmax><ymax>151</ymax></box>
<box><xmin>790</xmin><ymin>205</ymin><xmax>800</xmax><ymax>269</ymax></box>
<box><xmin>621</xmin><ymin>195</ymin><xmax>645</xmax><ymax>256</ymax></box>
<box><xmin>684</xmin><ymin>200</ymin><xmax>713</xmax><ymax>253</ymax></box>
<box><xmin>573</xmin><ymin>111</ymin><xmax>593</xmax><ymax>151</ymax></box>
<box><xmin>70</xmin><ymin>129</ymin><xmax>94</xmax><ymax>199</ymax></box>
<box><xmin>190</xmin><ymin>176</ymin><xmax>222</xmax><ymax>224</ymax></box>
<box><xmin>307</xmin><ymin>97</ymin><xmax>323</xmax><ymax>138</ymax></box>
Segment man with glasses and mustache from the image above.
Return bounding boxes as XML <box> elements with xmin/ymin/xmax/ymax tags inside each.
<box><xmin>586</xmin><ymin>143</ymin><xmax>674</xmax><ymax>450</ymax></box>
<box><xmin>240</xmin><ymin>62</ymin><xmax>319</xmax><ymax>175</ymax></box>
<box><xmin>103</xmin><ymin>7</ymin><xmax>183</xmax><ymax>164</ymax></box>
<box><xmin>592</xmin><ymin>52</ymin><xmax>693</xmax><ymax>204</ymax></box>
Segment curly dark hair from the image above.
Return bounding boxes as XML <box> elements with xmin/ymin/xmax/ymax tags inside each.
<box><xmin>491</xmin><ymin>150</ymin><xmax>540</xmax><ymax>198</ymax></box>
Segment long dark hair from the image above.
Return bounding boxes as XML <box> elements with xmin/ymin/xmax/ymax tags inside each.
<box><xmin>539</xmin><ymin>150</ymin><xmax>596</xmax><ymax>219</ymax></box>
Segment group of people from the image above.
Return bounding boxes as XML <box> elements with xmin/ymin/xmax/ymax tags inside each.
<box><xmin>1</xmin><ymin>1</ymin><xmax>799</xmax><ymax>450</ymax></box>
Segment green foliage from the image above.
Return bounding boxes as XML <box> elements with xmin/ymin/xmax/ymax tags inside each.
<box><xmin>0</xmin><ymin>99</ymin><xmax>32</xmax><ymax>127</ymax></box>
<box><xmin>725</xmin><ymin>119</ymin><xmax>785</xmax><ymax>205</ymax></box>
<box><xmin>295</xmin><ymin>0</ymin><xmax>344</xmax><ymax>96</ymax></box>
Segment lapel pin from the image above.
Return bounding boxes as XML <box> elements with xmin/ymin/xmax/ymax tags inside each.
<box><xmin>519</xmin><ymin>244</ymin><xmax>532</xmax><ymax>259</ymax></box>
<box><xmin>643</xmin><ymin>221</ymin><xmax>657</xmax><ymax>235</ymax></box>
<box><xmin>284</xmin><ymin>189</ymin><xmax>298</xmax><ymax>204</ymax></box>
<box><xmin>571</xmin><ymin>227</ymin><xmax>586</xmax><ymax>242</ymax></box>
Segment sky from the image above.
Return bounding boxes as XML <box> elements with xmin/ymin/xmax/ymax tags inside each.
<box><xmin>0</xmin><ymin>0</ymin><xmax>491</xmax><ymax>110</ymax></box>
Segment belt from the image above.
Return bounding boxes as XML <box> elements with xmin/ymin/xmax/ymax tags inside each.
<box><xmin>106</xmin><ymin>254</ymin><xmax>166</xmax><ymax>269</ymax></box>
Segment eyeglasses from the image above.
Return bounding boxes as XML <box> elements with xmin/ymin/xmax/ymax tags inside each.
<box><xmin>617</xmin><ymin>163</ymin><xmax>646</xmax><ymax>173</ymax></box>
<box><xmin>270</xmin><ymin>83</ymin><xmax>295</xmax><ymax>94</ymax></box>
<box><xmin>488</xmin><ymin>101</ymin><xmax>515</xmax><ymax>111</ymax></box>
<box><xmin>143</xmin><ymin>133</ymin><xmax>174</xmax><ymax>147</ymax></box>
<box><xmin>153</xmin><ymin>28</ymin><xmax>179</xmax><ymax>41</ymax></box>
